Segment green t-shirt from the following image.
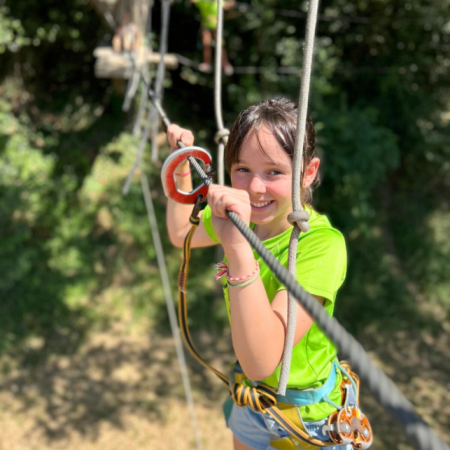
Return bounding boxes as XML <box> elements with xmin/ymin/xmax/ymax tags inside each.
<box><xmin>195</xmin><ymin>0</ymin><xmax>218</xmax><ymax>29</ymax></box>
<box><xmin>202</xmin><ymin>204</ymin><xmax>347</xmax><ymax>421</ymax></box>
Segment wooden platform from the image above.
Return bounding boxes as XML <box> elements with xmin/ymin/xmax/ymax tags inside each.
<box><xmin>94</xmin><ymin>47</ymin><xmax>179</xmax><ymax>79</ymax></box>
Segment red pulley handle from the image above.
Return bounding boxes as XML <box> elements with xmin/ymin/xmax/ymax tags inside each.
<box><xmin>161</xmin><ymin>146</ymin><xmax>214</xmax><ymax>204</ymax></box>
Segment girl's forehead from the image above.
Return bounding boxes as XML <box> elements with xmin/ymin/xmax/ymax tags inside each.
<box><xmin>238</xmin><ymin>128</ymin><xmax>292</xmax><ymax>165</ymax></box>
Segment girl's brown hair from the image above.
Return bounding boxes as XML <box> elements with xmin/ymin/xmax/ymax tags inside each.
<box><xmin>225</xmin><ymin>98</ymin><xmax>319</xmax><ymax>203</ymax></box>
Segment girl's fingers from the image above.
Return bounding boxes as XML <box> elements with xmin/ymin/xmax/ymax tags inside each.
<box><xmin>167</xmin><ymin>125</ymin><xmax>194</xmax><ymax>151</ymax></box>
<box><xmin>208</xmin><ymin>186</ymin><xmax>250</xmax><ymax>219</ymax></box>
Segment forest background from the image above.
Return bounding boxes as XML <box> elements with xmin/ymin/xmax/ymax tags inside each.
<box><xmin>0</xmin><ymin>0</ymin><xmax>449</xmax><ymax>449</ymax></box>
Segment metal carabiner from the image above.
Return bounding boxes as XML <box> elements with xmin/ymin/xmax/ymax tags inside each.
<box><xmin>161</xmin><ymin>146</ymin><xmax>214</xmax><ymax>204</ymax></box>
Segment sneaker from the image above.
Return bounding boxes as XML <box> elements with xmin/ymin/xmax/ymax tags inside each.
<box><xmin>198</xmin><ymin>62</ymin><xmax>212</xmax><ymax>73</ymax></box>
<box><xmin>224</xmin><ymin>64</ymin><xmax>234</xmax><ymax>76</ymax></box>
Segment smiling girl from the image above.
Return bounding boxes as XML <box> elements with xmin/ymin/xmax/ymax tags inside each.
<box><xmin>165</xmin><ymin>99</ymin><xmax>352</xmax><ymax>450</ymax></box>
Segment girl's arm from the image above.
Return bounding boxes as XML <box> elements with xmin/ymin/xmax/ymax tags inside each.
<box><xmin>207</xmin><ymin>184</ymin><xmax>323</xmax><ymax>381</ymax></box>
<box><xmin>226</xmin><ymin>245</ymin><xmax>324</xmax><ymax>381</ymax></box>
<box><xmin>165</xmin><ymin>125</ymin><xmax>218</xmax><ymax>249</ymax></box>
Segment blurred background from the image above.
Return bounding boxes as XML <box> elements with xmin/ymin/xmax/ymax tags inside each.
<box><xmin>0</xmin><ymin>0</ymin><xmax>449</xmax><ymax>449</ymax></box>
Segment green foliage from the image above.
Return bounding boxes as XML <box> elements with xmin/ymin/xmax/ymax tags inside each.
<box><xmin>0</xmin><ymin>0</ymin><xmax>449</xmax><ymax>360</ymax></box>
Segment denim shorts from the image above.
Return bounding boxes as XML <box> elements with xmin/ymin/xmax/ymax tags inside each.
<box><xmin>225</xmin><ymin>399</ymin><xmax>354</xmax><ymax>450</ymax></box>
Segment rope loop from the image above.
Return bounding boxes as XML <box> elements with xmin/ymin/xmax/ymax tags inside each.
<box><xmin>287</xmin><ymin>210</ymin><xmax>310</xmax><ymax>233</ymax></box>
<box><xmin>231</xmin><ymin>383</ymin><xmax>277</xmax><ymax>414</ymax></box>
<box><xmin>214</xmin><ymin>128</ymin><xmax>230</xmax><ymax>145</ymax></box>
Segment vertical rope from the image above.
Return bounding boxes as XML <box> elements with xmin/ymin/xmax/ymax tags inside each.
<box><xmin>140</xmin><ymin>174</ymin><xmax>203</xmax><ymax>450</ymax></box>
<box><xmin>133</xmin><ymin>0</ymin><xmax>154</xmax><ymax>135</ymax></box>
<box><xmin>278</xmin><ymin>0</ymin><xmax>320</xmax><ymax>396</ymax></box>
<box><xmin>214</xmin><ymin>0</ymin><xmax>228</xmax><ymax>186</ymax></box>
<box><xmin>151</xmin><ymin>0</ymin><xmax>170</xmax><ymax>162</ymax></box>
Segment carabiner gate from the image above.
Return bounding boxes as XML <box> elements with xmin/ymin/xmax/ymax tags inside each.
<box><xmin>161</xmin><ymin>146</ymin><xmax>214</xmax><ymax>204</ymax></box>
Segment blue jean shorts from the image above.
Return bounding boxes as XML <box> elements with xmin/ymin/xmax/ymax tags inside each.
<box><xmin>225</xmin><ymin>400</ymin><xmax>354</xmax><ymax>450</ymax></box>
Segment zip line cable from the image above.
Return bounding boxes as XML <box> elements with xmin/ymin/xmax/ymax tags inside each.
<box><xmin>278</xmin><ymin>0</ymin><xmax>318</xmax><ymax>397</ymax></box>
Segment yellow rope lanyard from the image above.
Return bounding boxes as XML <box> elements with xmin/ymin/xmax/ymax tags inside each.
<box><xmin>177</xmin><ymin>208</ymin><xmax>339</xmax><ymax>448</ymax></box>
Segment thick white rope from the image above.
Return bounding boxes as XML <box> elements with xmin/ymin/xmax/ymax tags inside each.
<box><xmin>140</xmin><ymin>174</ymin><xmax>203</xmax><ymax>450</ymax></box>
<box><xmin>133</xmin><ymin>0</ymin><xmax>154</xmax><ymax>136</ymax></box>
<box><xmin>151</xmin><ymin>0</ymin><xmax>170</xmax><ymax>162</ymax></box>
<box><xmin>214</xmin><ymin>0</ymin><xmax>228</xmax><ymax>186</ymax></box>
<box><xmin>278</xmin><ymin>0</ymin><xmax>319</xmax><ymax>396</ymax></box>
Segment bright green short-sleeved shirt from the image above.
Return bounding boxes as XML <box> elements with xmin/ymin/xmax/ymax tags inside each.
<box><xmin>195</xmin><ymin>0</ymin><xmax>218</xmax><ymax>29</ymax></box>
<box><xmin>202</xmin><ymin>204</ymin><xmax>348</xmax><ymax>421</ymax></box>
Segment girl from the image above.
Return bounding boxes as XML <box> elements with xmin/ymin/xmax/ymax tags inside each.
<box><xmin>166</xmin><ymin>99</ymin><xmax>354</xmax><ymax>450</ymax></box>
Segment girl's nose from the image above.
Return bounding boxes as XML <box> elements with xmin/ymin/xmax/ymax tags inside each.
<box><xmin>248</xmin><ymin>174</ymin><xmax>266</xmax><ymax>195</ymax></box>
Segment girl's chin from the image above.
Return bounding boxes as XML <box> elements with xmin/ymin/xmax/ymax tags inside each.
<box><xmin>250</xmin><ymin>214</ymin><xmax>274</xmax><ymax>225</ymax></box>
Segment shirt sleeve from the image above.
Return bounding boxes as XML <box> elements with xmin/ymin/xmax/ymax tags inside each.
<box><xmin>201</xmin><ymin>205</ymin><xmax>220</xmax><ymax>243</ymax></box>
<box><xmin>277</xmin><ymin>229</ymin><xmax>347</xmax><ymax>305</ymax></box>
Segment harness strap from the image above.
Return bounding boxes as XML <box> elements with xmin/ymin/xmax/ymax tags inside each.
<box><xmin>178</xmin><ymin>215</ymin><xmax>339</xmax><ymax>448</ymax></box>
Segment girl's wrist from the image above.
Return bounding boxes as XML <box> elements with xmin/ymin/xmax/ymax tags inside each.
<box><xmin>223</xmin><ymin>245</ymin><xmax>256</xmax><ymax>276</ymax></box>
<box><xmin>223</xmin><ymin>242</ymin><xmax>253</xmax><ymax>260</ymax></box>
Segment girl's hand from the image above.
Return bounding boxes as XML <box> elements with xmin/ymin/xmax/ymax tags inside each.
<box><xmin>207</xmin><ymin>184</ymin><xmax>252</xmax><ymax>250</ymax></box>
<box><xmin>167</xmin><ymin>124</ymin><xmax>194</xmax><ymax>153</ymax></box>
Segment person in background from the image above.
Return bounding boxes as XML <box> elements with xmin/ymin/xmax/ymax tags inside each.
<box><xmin>112</xmin><ymin>11</ymin><xmax>141</xmax><ymax>53</ymax></box>
<box><xmin>190</xmin><ymin>0</ymin><xmax>235</xmax><ymax>75</ymax></box>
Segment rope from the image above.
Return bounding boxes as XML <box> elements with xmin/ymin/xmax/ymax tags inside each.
<box><xmin>185</xmin><ymin>156</ymin><xmax>449</xmax><ymax>450</ymax></box>
<box><xmin>151</xmin><ymin>0</ymin><xmax>170</xmax><ymax>162</ymax></box>
<box><xmin>122</xmin><ymin>105</ymin><xmax>157</xmax><ymax>195</ymax></box>
<box><xmin>278</xmin><ymin>0</ymin><xmax>318</xmax><ymax>397</ymax></box>
<box><xmin>174</xmin><ymin>54</ymin><xmax>418</xmax><ymax>76</ymax></box>
<box><xmin>213</xmin><ymin>0</ymin><xmax>228</xmax><ymax>186</ymax></box>
<box><xmin>122</xmin><ymin>53</ymin><xmax>141</xmax><ymax>112</ymax></box>
<box><xmin>140</xmin><ymin>174</ymin><xmax>203</xmax><ymax>450</ymax></box>
<box><xmin>133</xmin><ymin>0</ymin><xmax>154</xmax><ymax>135</ymax></box>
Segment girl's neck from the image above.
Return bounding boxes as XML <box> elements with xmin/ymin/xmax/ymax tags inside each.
<box><xmin>254</xmin><ymin>217</ymin><xmax>291</xmax><ymax>241</ymax></box>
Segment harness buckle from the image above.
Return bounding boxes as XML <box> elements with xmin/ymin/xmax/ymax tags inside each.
<box><xmin>161</xmin><ymin>146</ymin><xmax>214</xmax><ymax>204</ymax></box>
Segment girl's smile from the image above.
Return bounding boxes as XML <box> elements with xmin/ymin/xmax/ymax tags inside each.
<box><xmin>230</xmin><ymin>127</ymin><xmax>294</xmax><ymax>240</ymax></box>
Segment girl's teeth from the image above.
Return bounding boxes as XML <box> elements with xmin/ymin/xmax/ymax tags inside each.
<box><xmin>252</xmin><ymin>201</ymin><xmax>271</xmax><ymax>207</ymax></box>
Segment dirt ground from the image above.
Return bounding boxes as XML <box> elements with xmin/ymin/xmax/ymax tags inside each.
<box><xmin>0</xmin><ymin>323</ymin><xmax>449</xmax><ymax>450</ymax></box>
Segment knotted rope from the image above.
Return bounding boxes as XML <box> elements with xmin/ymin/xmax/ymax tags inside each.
<box><xmin>287</xmin><ymin>210</ymin><xmax>310</xmax><ymax>233</ymax></box>
<box><xmin>214</xmin><ymin>128</ymin><xmax>230</xmax><ymax>145</ymax></box>
<box><xmin>278</xmin><ymin>0</ymin><xmax>319</xmax><ymax>397</ymax></box>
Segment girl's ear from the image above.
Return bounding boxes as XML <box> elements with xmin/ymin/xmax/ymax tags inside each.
<box><xmin>302</xmin><ymin>157</ymin><xmax>320</xmax><ymax>188</ymax></box>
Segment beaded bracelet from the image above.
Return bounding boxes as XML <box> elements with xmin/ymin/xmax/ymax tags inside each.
<box><xmin>227</xmin><ymin>272</ymin><xmax>260</xmax><ymax>288</ymax></box>
<box><xmin>215</xmin><ymin>261</ymin><xmax>260</xmax><ymax>282</ymax></box>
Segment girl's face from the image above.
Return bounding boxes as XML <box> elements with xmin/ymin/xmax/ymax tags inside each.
<box><xmin>230</xmin><ymin>127</ymin><xmax>294</xmax><ymax>238</ymax></box>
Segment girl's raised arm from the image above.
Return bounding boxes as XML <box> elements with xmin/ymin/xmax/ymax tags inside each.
<box><xmin>165</xmin><ymin>124</ymin><xmax>218</xmax><ymax>249</ymax></box>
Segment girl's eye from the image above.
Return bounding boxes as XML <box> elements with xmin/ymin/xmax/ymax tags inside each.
<box><xmin>235</xmin><ymin>167</ymin><xmax>249</xmax><ymax>173</ymax></box>
<box><xmin>269</xmin><ymin>170</ymin><xmax>283</xmax><ymax>176</ymax></box>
